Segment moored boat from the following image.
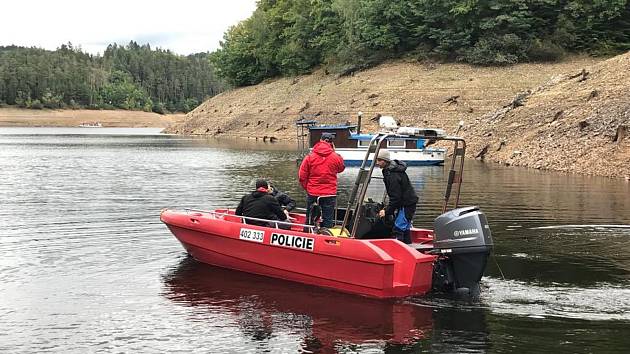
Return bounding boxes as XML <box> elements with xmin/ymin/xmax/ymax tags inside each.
<box><xmin>162</xmin><ymin>130</ymin><xmax>493</xmax><ymax>298</ymax></box>
<box><xmin>296</xmin><ymin>114</ymin><xmax>446</xmax><ymax>166</ymax></box>
<box><xmin>78</xmin><ymin>121</ymin><xmax>102</xmax><ymax>127</ymax></box>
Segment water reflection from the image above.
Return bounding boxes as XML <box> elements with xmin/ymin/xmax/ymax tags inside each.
<box><xmin>196</xmin><ymin>136</ymin><xmax>299</xmax><ymax>152</ymax></box>
<box><xmin>162</xmin><ymin>258</ymin><xmax>434</xmax><ymax>353</ymax></box>
<box><xmin>428</xmin><ymin>307</ymin><xmax>489</xmax><ymax>353</ymax></box>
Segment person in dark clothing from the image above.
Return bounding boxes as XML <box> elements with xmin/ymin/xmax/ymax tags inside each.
<box><xmin>269</xmin><ymin>184</ymin><xmax>296</xmax><ymax>211</ymax></box>
<box><xmin>268</xmin><ymin>183</ymin><xmax>296</xmax><ymax>220</ymax></box>
<box><xmin>235</xmin><ymin>179</ymin><xmax>287</xmax><ymax>227</ymax></box>
<box><xmin>375</xmin><ymin>149</ymin><xmax>418</xmax><ymax>244</ymax></box>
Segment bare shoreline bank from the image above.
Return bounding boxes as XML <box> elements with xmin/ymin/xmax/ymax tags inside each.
<box><xmin>167</xmin><ymin>54</ymin><xmax>629</xmax><ymax>180</ymax></box>
<box><xmin>0</xmin><ymin>107</ymin><xmax>186</xmax><ymax>128</ymax></box>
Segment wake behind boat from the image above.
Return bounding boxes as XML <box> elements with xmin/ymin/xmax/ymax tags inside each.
<box><xmin>161</xmin><ymin>130</ymin><xmax>493</xmax><ymax>298</ymax></box>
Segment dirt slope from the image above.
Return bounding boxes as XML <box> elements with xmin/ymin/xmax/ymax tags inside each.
<box><xmin>465</xmin><ymin>52</ymin><xmax>629</xmax><ymax>179</ymax></box>
<box><xmin>0</xmin><ymin>108</ymin><xmax>185</xmax><ymax>128</ymax></box>
<box><xmin>165</xmin><ymin>54</ymin><xmax>629</xmax><ymax>179</ymax></box>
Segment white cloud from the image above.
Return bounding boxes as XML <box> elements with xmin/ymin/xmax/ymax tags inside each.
<box><xmin>0</xmin><ymin>0</ymin><xmax>257</xmax><ymax>55</ymax></box>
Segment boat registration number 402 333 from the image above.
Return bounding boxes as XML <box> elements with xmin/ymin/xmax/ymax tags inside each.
<box><xmin>239</xmin><ymin>228</ymin><xmax>265</xmax><ymax>243</ymax></box>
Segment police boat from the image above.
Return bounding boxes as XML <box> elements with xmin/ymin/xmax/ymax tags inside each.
<box><xmin>161</xmin><ymin>129</ymin><xmax>493</xmax><ymax>298</ymax></box>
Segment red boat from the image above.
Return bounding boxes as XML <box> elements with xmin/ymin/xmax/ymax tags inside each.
<box><xmin>161</xmin><ymin>208</ymin><xmax>436</xmax><ymax>298</ymax></box>
<box><xmin>161</xmin><ymin>131</ymin><xmax>493</xmax><ymax>298</ymax></box>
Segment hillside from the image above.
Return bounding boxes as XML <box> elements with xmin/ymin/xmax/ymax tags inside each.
<box><xmin>0</xmin><ymin>108</ymin><xmax>185</xmax><ymax>128</ymax></box>
<box><xmin>165</xmin><ymin>54</ymin><xmax>629</xmax><ymax>179</ymax></box>
<box><xmin>0</xmin><ymin>44</ymin><xmax>220</xmax><ymax>113</ymax></box>
<box><xmin>465</xmin><ymin>53</ymin><xmax>630</xmax><ymax>179</ymax></box>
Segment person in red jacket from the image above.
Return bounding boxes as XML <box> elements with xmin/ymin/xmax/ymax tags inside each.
<box><xmin>298</xmin><ymin>132</ymin><xmax>345</xmax><ymax>228</ymax></box>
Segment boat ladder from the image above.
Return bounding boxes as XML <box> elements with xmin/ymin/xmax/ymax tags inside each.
<box><xmin>339</xmin><ymin>132</ymin><xmax>392</xmax><ymax>238</ymax></box>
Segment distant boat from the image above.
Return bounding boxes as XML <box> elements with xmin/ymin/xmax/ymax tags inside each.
<box><xmin>296</xmin><ymin>116</ymin><xmax>446</xmax><ymax>166</ymax></box>
<box><xmin>78</xmin><ymin>122</ymin><xmax>102</xmax><ymax>128</ymax></box>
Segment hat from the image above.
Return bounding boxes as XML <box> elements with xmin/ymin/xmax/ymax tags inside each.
<box><xmin>255</xmin><ymin>179</ymin><xmax>269</xmax><ymax>189</ymax></box>
<box><xmin>376</xmin><ymin>149</ymin><xmax>391</xmax><ymax>162</ymax></box>
<box><xmin>321</xmin><ymin>132</ymin><xmax>334</xmax><ymax>142</ymax></box>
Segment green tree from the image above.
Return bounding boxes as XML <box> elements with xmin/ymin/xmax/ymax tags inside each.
<box><xmin>0</xmin><ymin>42</ymin><xmax>222</xmax><ymax>112</ymax></box>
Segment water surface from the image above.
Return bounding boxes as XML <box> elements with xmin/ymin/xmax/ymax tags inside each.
<box><xmin>1</xmin><ymin>127</ymin><xmax>628</xmax><ymax>353</ymax></box>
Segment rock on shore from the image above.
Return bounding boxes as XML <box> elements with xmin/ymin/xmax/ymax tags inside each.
<box><xmin>465</xmin><ymin>52</ymin><xmax>629</xmax><ymax>179</ymax></box>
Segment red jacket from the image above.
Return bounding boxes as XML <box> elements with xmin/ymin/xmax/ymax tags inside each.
<box><xmin>299</xmin><ymin>141</ymin><xmax>345</xmax><ymax>196</ymax></box>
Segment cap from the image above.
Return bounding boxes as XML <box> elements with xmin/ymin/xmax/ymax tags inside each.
<box><xmin>320</xmin><ymin>132</ymin><xmax>334</xmax><ymax>142</ymax></box>
<box><xmin>255</xmin><ymin>179</ymin><xmax>269</xmax><ymax>189</ymax></box>
<box><xmin>376</xmin><ymin>149</ymin><xmax>391</xmax><ymax>162</ymax></box>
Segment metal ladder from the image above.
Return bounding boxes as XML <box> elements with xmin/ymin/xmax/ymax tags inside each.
<box><xmin>442</xmin><ymin>138</ymin><xmax>466</xmax><ymax>213</ymax></box>
<box><xmin>340</xmin><ymin>132</ymin><xmax>392</xmax><ymax>238</ymax></box>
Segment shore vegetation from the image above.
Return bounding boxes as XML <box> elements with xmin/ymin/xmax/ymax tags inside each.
<box><xmin>0</xmin><ymin>42</ymin><xmax>224</xmax><ymax>113</ymax></box>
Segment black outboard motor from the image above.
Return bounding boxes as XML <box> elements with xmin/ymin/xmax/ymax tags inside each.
<box><xmin>431</xmin><ymin>206</ymin><xmax>493</xmax><ymax>297</ymax></box>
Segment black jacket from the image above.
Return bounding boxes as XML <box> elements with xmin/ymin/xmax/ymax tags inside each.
<box><xmin>270</xmin><ymin>188</ymin><xmax>296</xmax><ymax>211</ymax></box>
<box><xmin>382</xmin><ymin>160</ymin><xmax>418</xmax><ymax>217</ymax></box>
<box><xmin>235</xmin><ymin>190</ymin><xmax>287</xmax><ymax>226</ymax></box>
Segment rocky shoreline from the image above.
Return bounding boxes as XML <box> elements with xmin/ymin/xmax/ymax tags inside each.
<box><xmin>464</xmin><ymin>54</ymin><xmax>629</xmax><ymax>179</ymax></box>
<box><xmin>0</xmin><ymin>108</ymin><xmax>185</xmax><ymax>128</ymax></box>
<box><xmin>165</xmin><ymin>54</ymin><xmax>629</xmax><ymax>180</ymax></box>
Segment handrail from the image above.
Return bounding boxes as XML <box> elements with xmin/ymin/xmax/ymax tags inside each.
<box><xmin>337</xmin><ymin>133</ymin><xmax>467</xmax><ymax>238</ymax></box>
<box><xmin>350</xmin><ymin>134</ymin><xmax>391</xmax><ymax>239</ymax></box>
<box><xmin>339</xmin><ymin>132</ymin><xmax>393</xmax><ymax>238</ymax></box>
<box><xmin>184</xmin><ymin>208</ymin><xmax>317</xmax><ymax>233</ymax></box>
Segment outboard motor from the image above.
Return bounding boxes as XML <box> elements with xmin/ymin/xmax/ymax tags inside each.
<box><xmin>432</xmin><ymin>206</ymin><xmax>493</xmax><ymax>297</ymax></box>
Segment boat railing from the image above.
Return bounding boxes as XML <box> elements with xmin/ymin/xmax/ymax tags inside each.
<box><xmin>185</xmin><ymin>208</ymin><xmax>318</xmax><ymax>233</ymax></box>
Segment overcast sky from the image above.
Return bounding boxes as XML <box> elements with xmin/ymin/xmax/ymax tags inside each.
<box><xmin>0</xmin><ymin>0</ymin><xmax>257</xmax><ymax>55</ymax></box>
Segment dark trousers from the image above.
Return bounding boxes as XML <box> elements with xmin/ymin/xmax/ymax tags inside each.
<box><xmin>306</xmin><ymin>195</ymin><xmax>336</xmax><ymax>228</ymax></box>
<box><xmin>391</xmin><ymin>204</ymin><xmax>416</xmax><ymax>244</ymax></box>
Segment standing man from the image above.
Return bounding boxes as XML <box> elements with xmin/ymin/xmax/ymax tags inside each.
<box><xmin>375</xmin><ymin>149</ymin><xmax>418</xmax><ymax>244</ymax></box>
<box><xmin>299</xmin><ymin>132</ymin><xmax>345</xmax><ymax>228</ymax></box>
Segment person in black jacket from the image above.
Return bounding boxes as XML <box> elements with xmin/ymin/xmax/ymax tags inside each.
<box><xmin>375</xmin><ymin>149</ymin><xmax>418</xmax><ymax>244</ymax></box>
<box><xmin>235</xmin><ymin>179</ymin><xmax>287</xmax><ymax>227</ymax></box>
<box><xmin>268</xmin><ymin>183</ymin><xmax>296</xmax><ymax>221</ymax></box>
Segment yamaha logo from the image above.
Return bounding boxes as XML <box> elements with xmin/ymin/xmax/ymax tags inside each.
<box><xmin>453</xmin><ymin>228</ymin><xmax>479</xmax><ymax>237</ymax></box>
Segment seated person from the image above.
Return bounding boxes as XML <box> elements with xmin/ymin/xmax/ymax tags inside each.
<box><xmin>235</xmin><ymin>179</ymin><xmax>287</xmax><ymax>227</ymax></box>
<box><xmin>268</xmin><ymin>183</ymin><xmax>296</xmax><ymax>221</ymax></box>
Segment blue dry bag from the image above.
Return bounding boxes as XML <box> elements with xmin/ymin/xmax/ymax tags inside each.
<box><xmin>394</xmin><ymin>208</ymin><xmax>412</xmax><ymax>231</ymax></box>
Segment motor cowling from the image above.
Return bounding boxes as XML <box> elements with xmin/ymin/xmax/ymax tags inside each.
<box><xmin>432</xmin><ymin>206</ymin><xmax>493</xmax><ymax>296</ymax></box>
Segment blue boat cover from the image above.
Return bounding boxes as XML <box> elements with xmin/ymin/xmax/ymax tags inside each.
<box><xmin>349</xmin><ymin>133</ymin><xmax>374</xmax><ymax>141</ymax></box>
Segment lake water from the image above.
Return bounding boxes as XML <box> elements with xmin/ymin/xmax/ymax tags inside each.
<box><xmin>1</xmin><ymin>127</ymin><xmax>629</xmax><ymax>353</ymax></box>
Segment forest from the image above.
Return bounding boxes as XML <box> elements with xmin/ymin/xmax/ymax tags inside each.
<box><xmin>212</xmin><ymin>0</ymin><xmax>630</xmax><ymax>86</ymax></box>
<box><xmin>0</xmin><ymin>42</ymin><xmax>223</xmax><ymax>113</ymax></box>
<box><xmin>2</xmin><ymin>0</ymin><xmax>629</xmax><ymax>111</ymax></box>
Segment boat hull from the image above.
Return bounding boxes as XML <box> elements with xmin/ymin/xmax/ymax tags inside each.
<box><xmin>344</xmin><ymin>160</ymin><xmax>443</xmax><ymax>166</ymax></box>
<box><xmin>161</xmin><ymin>209</ymin><xmax>436</xmax><ymax>298</ymax></box>
<box><xmin>334</xmin><ymin>148</ymin><xmax>445</xmax><ymax>166</ymax></box>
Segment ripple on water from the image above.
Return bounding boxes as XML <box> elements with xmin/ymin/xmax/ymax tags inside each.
<box><xmin>482</xmin><ymin>277</ymin><xmax>630</xmax><ymax>321</ymax></box>
<box><xmin>2</xmin><ymin>129</ymin><xmax>630</xmax><ymax>353</ymax></box>
<box><xmin>531</xmin><ymin>224</ymin><xmax>630</xmax><ymax>230</ymax></box>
